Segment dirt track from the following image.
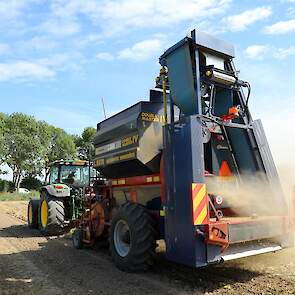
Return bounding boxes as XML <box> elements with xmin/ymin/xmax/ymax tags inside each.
<box><xmin>0</xmin><ymin>201</ymin><xmax>295</xmax><ymax>295</ymax></box>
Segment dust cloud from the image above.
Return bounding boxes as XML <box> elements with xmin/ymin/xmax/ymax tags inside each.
<box><xmin>205</xmin><ymin>169</ymin><xmax>292</xmax><ymax>217</ymax></box>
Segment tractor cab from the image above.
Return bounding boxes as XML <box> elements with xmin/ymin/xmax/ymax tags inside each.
<box><xmin>47</xmin><ymin>160</ymin><xmax>95</xmax><ymax>187</ymax></box>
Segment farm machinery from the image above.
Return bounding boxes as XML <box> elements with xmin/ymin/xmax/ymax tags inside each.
<box><xmin>27</xmin><ymin>160</ymin><xmax>96</xmax><ymax>235</ymax></box>
<box><xmin>72</xmin><ymin>30</ymin><xmax>294</xmax><ymax>271</ymax></box>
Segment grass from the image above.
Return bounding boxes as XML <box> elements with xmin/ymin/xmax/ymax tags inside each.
<box><xmin>0</xmin><ymin>190</ymin><xmax>39</xmax><ymax>201</ymax></box>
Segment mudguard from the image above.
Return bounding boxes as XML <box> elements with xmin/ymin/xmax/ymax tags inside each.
<box><xmin>42</xmin><ymin>183</ymin><xmax>70</xmax><ymax>197</ymax></box>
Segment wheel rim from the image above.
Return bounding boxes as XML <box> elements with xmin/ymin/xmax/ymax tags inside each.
<box><xmin>114</xmin><ymin>220</ymin><xmax>131</xmax><ymax>257</ymax></box>
<box><xmin>28</xmin><ymin>204</ymin><xmax>33</xmax><ymax>224</ymax></box>
<box><xmin>41</xmin><ymin>200</ymin><xmax>48</xmax><ymax>228</ymax></box>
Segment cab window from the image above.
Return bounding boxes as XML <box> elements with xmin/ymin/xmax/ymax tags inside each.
<box><xmin>49</xmin><ymin>166</ymin><xmax>59</xmax><ymax>184</ymax></box>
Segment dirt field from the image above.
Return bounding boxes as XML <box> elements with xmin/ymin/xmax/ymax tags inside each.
<box><xmin>0</xmin><ymin>201</ymin><xmax>295</xmax><ymax>295</ymax></box>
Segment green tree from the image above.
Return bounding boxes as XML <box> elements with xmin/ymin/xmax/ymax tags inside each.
<box><xmin>0</xmin><ymin>113</ymin><xmax>7</xmax><ymax>174</ymax></box>
<box><xmin>82</xmin><ymin>127</ymin><xmax>96</xmax><ymax>143</ymax></box>
<box><xmin>44</xmin><ymin>126</ymin><xmax>77</xmax><ymax>179</ymax></box>
<box><xmin>4</xmin><ymin>113</ymin><xmax>46</xmax><ymax>190</ymax></box>
<box><xmin>2</xmin><ymin>112</ymin><xmax>77</xmax><ymax>189</ymax></box>
<box><xmin>75</xmin><ymin>127</ymin><xmax>96</xmax><ymax>160</ymax></box>
<box><xmin>20</xmin><ymin>176</ymin><xmax>42</xmax><ymax>191</ymax></box>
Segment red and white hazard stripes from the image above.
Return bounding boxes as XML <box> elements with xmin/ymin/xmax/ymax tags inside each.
<box><xmin>192</xmin><ymin>183</ymin><xmax>209</xmax><ymax>225</ymax></box>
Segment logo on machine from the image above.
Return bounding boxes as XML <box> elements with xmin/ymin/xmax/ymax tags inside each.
<box><xmin>95</xmin><ymin>151</ymin><xmax>136</xmax><ymax>167</ymax></box>
<box><xmin>95</xmin><ymin>134</ymin><xmax>139</xmax><ymax>156</ymax></box>
<box><xmin>121</xmin><ymin>134</ymin><xmax>139</xmax><ymax>147</ymax></box>
<box><xmin>141</xmin><ymin>112</ymin><xmax>165</xmax><ymax>123</ymax></box>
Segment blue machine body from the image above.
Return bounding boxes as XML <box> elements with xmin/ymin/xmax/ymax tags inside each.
<box><xmin>163</xmin><ymin>116</ymin><xmax>207</xmax><ymax>267</ymax></box>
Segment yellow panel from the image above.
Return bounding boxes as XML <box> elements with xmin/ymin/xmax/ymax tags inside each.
<box><xmin>118</xmin><ymin>179</ymin><xmax>126</xmax><ymax>185</ymax></box>
<box><xmin>153</xmin><ymin>176</ymin><xmax>160</xmax><ymax>182</ymax></box>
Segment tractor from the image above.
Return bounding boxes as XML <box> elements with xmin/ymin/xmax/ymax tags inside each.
<box><xmin>27</xmin><ymin>160</ymin><xmax>96</xmax><ymax>235</ymax></box>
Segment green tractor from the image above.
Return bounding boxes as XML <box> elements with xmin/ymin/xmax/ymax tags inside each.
<box><xmin>27</xmin><ymin>160</ymin><xmax>94</xmax><ymax>235</ymax></box>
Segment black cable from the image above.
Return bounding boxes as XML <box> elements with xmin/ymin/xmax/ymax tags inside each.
<box><xmin>245</xmin><ymin>82</ymin><xmax>251</xmax><ymax>107</ymax></box>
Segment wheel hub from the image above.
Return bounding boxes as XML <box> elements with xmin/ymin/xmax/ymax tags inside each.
<box><xmin>114</xmin><ymin>220</ymin><xmax>131</xmax><ymax>257</ymax></box>
<box><xmin>28</xmin><ymin>204</ymin><xmax>33</xmax><ymax>224</ymax></box>
<box><xmin>40</xmin><ymin>200</ymin><xmax>48</xmax><ymax>228</ymax></box>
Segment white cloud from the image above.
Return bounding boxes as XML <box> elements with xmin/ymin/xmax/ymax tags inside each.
<box><xmin>96</xmin><ymin>52</ymin><xmax>115</xmax><ymax>61</ymax></box>
<box><xmin>244</xmin><ymin>44</ymin><xmax>295</xmax><ymax>60</ymax></box>
<box><xmin>244</xmin><ymin>45</ymin><xmax>269</xmax><ymax>59</ymax></box>
<box><xmin>273</xmin><ymin>46</ymin><xmax>295</xmax><ymax>59</ymax></box>
<box><xmin>75</xmin><ymin>34</ymin><xmax>103</xmax><ymax>48</ymax></box>
<box><xmin>0</xmin><ymin>1</ymin><xmax>33</xmax><ymax>20</ymax></box>
<box><xmin>38</xmin><ymin>52</ymin><xmax>86</xmax><ymax>74</ymax></box>
<box><xmin>29</xmin><ymin>36</ymin><xmax>58</xmax><ymax>50</ymax></box>
<box><xmin>0</xmin><ymin>0</ymin><xmax>41</xmax><ymax>32</ymax></box>
<box><xmin>0</xmin><ymin>51</ymin><xmax>86</xmax><ymax>82</ymax></box>
<box><xmin>264</xmin><ymin>19</ymin><xmax>295</xmax><ymax>34</ymax></box>
<box><xmin>287</xmin><ymin>7</ymin><xmax>295</xmax><ymax>17</ymax></box>
<box><xmin>118</xmin><ymin>39</ymin><xmax>162</xmax><ymax>61</ymax></box>
<box><xmin>49</xmin><ymin>0</ymin><xmax>231</xmax><ymax>35</ymax></box>
<box><xmin>0</xmin><ymin>61</ymin><xmax>55</xmax><ymax>81</ymax></box>
<box><xmin>222</xmin><ymin>7</ymin><xmax>272</xmax><ymax>31</ymax></box>
<box><xmin>40</xmin><ymin>18</ymin><xmax>80</xmax><ymax>37</ymax></box>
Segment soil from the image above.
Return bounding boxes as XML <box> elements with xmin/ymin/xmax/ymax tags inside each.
<box><xmin>0</xmin><ymin>201</ymin><xmax>294</xmax><ymax>295</ymax></box>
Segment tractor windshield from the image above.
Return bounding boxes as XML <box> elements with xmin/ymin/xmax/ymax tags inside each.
<box><xmin>60</xmin><ymin>165</ymin><xmax>90</xmax><ymax>187</ymax></box>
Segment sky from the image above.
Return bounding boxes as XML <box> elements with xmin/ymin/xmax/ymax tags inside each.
<box><xmin>1</xmin><ymin>0</ymin><xmax>295</xmax><ymax>166</ymax></box>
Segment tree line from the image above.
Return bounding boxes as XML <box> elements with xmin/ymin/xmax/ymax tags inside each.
<box><xmin>0</xmin><ymin>112</ymin><xmax>96</xmax><ymax>191</ymax></box>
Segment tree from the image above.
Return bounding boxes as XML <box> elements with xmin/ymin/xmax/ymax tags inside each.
<box><xmin>4</xmin><ymin>113</ymin><xmax>46</xmax><ymax>190</ymax></box>
<box><xmin>82</xmin><ymin>127</ymin><xmax>96</xmax><ymax>143</ymax></box>
<box><xmin>20</xmin><ymin>176</ymin><xmax>42</xmax><ymax>191</ymax></box>
<box><xmin>2</xmin><ymin>112</ymin><xmax>78</xmax><ymax>189</ymax></box>
<box><xmin>75</xmin><ymin>127</ymin><xmax>96</xmax><ymax>160</ymax></box>
<box><xmin>0</xmin><ymin>113</ymin><xmax>8</xmax><ymax>174</ymax></box>
<box><xmin>44</xmin><ymin>126</ymin><xmax>77</xmax><ymax>180</ymax></box>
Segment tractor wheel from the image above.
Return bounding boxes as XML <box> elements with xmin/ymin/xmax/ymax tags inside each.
<box><xmin>27</xmin><ymin>199</ymin><xmax>39</xmax><ymax>229</ymax></box>
<box><xmin>72</xmin><ymin>228</ymin><xmax>83</xmax><ymax>249</ymax></box>
<box><xmin>39</xmin><ymin>191</ymin><xmax>65</xmax><ymax>236</ymax></box>
<box><xmin>109</xmin><ymin>202</ymin><xmax>156</xmax><ymax>272</ymax></box>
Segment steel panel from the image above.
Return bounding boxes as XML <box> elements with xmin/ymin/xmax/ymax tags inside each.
<box><xmin>165</xmin><ymin>42</ymin><xmax>199</xmax><ymax>116</ymax></box>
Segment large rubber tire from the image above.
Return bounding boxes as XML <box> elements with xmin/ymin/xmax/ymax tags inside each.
<box><xmin>72</xmin><ymin>228</ymin><xmax>83</xmax><ymax>249</ymax></box>
<box><xmin>39</xmin><ymin>191</ymin><xmax>65</xmax><ymax>236</ymax></box>
<box><xmin>109</xmin><ymin>202</ymin><xmax>156</xmax><ymax>272</ymax></box>
<box><xmin>27</xmin><ymin>199</ymin><xmax>39</xmax><ymax>229</ymax></box>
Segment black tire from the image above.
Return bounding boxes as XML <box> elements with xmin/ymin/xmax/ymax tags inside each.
<box><xmin>72</xmin><ymin>228</ymin><xmax>83</xmax><ymax>249</ymax></box>
<box><xmin>28</xmin><ymin>199</ymin><xmax>39</xmax><ymax>229</ymax></box>
<box><xmin>39</xmin><ymin>191</ymin><xmax>65</xmax><ymax>236</ymax></box>
<box><xmin>109</xmin><ymin>202</ymin><xmax>156</xmax><ymax>272</ymax></box>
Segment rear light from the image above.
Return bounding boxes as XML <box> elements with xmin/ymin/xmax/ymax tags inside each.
<box><xmin>215</xmin><ymin>195</ymin><xmax>223</xmax><ymax>205</ymax></box>
<box><xmin>54</xmin><ymin>185</ymin><xmax>64</xmax><ymax>189</ymax></box>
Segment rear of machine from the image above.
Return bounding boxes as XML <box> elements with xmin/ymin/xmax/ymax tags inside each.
<box><xmin>160</xmin><ymin>30</ymin><xmax>294</xmax><ymax>267</ymax></box>
<box><xmin>73</xmin><ymin>30</ymin><xmax>294</xmax><ymax>271</ymax></box>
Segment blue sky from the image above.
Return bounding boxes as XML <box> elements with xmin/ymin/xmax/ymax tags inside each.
<box><xmin>1</xmin><ymin>0</ymin><xmax>295</xmax><ymax>165</ymax></box>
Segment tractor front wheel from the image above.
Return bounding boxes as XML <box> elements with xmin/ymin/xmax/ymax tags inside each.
<box><xmin>39</xmin><ymin>191</ymin><xmax>65</xmax><ymax>235</ymax></box>
<box><xmin>109</xmin><ymin>202</ymin><xmax>156</xmax><ymax>272</ymax></box>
